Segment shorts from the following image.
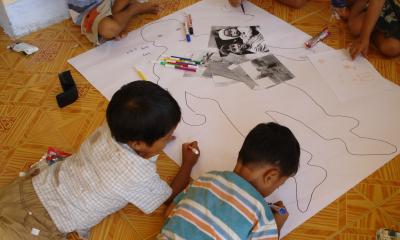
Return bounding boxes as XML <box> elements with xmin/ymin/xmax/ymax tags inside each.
<box><xmin>81</xmin><ymin>0</ymin><xmax>114</xmax><ymax>45</ymax></box>
<box><xmin>0</xmin><ymin>177</ymin><xmax>64</xmax><ymax>240</ymax></box>
<box><xmin>376</xmin><ymin>0</ymin><xmax>400</xmax><ymax>39</ymax></box>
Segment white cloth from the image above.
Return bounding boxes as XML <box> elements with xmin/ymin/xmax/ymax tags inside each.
<box><xmin>32</xmin><ymin>122</ymin><xmax>172</xmax><ymax>233</ymax></box>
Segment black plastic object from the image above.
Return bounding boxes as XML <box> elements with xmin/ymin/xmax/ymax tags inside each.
<box><xmin>56</xmin><ymin>70</ymin><xmax>78</xmax><ymax>108</ymax></box>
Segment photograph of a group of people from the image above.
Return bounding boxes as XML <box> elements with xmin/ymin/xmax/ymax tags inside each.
<box><xmin>204</xmin><ymin>25</ymin><xmax>294</xmax><ymax>90</ymax></box>
<box><xmin>209</xmin><ymin>26</ymin><xmax>269</xmax><ymax>57</ymax></box>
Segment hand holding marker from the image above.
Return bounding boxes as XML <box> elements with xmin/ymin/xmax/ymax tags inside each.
<box><xmin>188</xmin><ymin>145</ymin><xmax>199</xmax><ymax>155</ymax></box>
<box><xmin>268</xmin><ymin>202</ymin><xmax>287</xmax><ymax>215</ymax></box>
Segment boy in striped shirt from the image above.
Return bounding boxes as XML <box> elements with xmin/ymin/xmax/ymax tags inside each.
<box><xmin>159</xmin><ymin>122</ymin><xmax>300</xmax><ymax>239</ymax></box>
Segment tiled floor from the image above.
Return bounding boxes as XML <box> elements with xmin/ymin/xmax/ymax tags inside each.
<box><xmin>0</xmin><ymin>0</ymin><xmax>399</xmax><ymax>239</ymax></box>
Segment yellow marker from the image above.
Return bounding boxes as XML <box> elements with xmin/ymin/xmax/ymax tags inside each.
<box><xmin>133</xmin><ymin>65</ymin><xmax>147</xmax><ymax>81</ymax></box>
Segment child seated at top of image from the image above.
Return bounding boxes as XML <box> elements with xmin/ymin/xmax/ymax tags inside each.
<box><xmin>67</xmin><ymin>0</ymin><xmax>160</xmax><ymax>45</ymax></box>
<box><xmin>348</xmin><ymin>0</ymin><xmax>400</xmax><ymax>58</ymax></box>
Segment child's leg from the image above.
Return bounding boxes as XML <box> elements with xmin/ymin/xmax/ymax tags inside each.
<box><xmin>112</xmin><ymin>0</ymin><xmax>131</xmax><ymax>13</ymax></box>
<box><xmin>373</xmin><ymin>32</ymin><xmax>400</xmax><ymax>57</ymax></box>
<box><xmin>0</xmin><ymin>178</ymin><xmax>64</xmax><ymax>240</ymax></box>
<box><xmin>98</xmin><ymin>1</ymin><xmax>159</xmax><ymax>40</ymax></box>
<box><xmin>348</xmin><ymin>0</ymin><xmax>368</xmax><ymax>36</ymax></box>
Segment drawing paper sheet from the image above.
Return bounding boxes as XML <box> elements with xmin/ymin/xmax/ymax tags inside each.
<box><xmin>308</xmin><ymin>49</ymin><xmax>393</xmax><ymax>102</ymax></box>
<box><xmin>68</xmin><ymin>0</ymin><xmax>400</xmax><ymax>237</ymax></box>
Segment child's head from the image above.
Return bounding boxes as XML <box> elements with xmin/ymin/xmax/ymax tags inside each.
<box><xmin>236</xmin><ymin>122</ymin><xmax>300</xmax><ymax>196</ymax></box>
<box><xmin>106</xmin><ymin>81</ymin><xmax>181</xmax><ymax>158</ymax></box>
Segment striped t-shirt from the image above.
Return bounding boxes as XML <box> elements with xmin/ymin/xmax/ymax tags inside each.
<box><xmin>159</xmin><ymin>171</ymin><xmax>279</xmax><ymax>240</ymax></box>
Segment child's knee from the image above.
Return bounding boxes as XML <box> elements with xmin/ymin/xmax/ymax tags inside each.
<box><xmin>348</xmin><ymin>18</ymin><xmax>362</xmax><ymax>36</ymax></box>
<box><xmin>98</xmin><ymin>18</ymin><xmax>122</xmax><ymax>39</ymax></box>
<box><xmin>377</xmin><ymin>38</ymin><xmax>400</xmax><ymax>58</ymax></box>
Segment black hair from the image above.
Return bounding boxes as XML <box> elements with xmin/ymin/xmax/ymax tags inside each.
<box><xmin>219</xmin><ymin>39</ymin><xmax>252</xmax><ymax>56</ymax></box>
<box><xmin>106</xmin><ymin>81</ymin><xmax>181</xmax><ymax>146</ymax></box>
<box><xmin>238</xmin><ymin>122</ymin><xmax>300</xmax><ymax>176</ymax></box>
<box><xmin>249</xmin><ymin>26</ymin><xmax>260</xmax><ymax>36</ymax></box>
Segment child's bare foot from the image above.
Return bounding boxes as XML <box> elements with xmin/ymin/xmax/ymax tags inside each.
<box><xmin>334</xmin><ymin>7</ymin><xmax>350</xmax><ymax>21</ymax></box>
<box><xmin>129</xmin><ymin>1</ymin><xmax>160</xmax><ymax>15</ymax></box>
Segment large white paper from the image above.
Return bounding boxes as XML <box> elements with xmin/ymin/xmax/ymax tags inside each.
<box><xmin>308</xmin><ymin>49</ymin><xmax>392</xmax><ymax>102</ymax></box>
<box><xmin>68</xmin><ymin>0</ymin><xmax>400</xmax><ymax>237</ymax></box>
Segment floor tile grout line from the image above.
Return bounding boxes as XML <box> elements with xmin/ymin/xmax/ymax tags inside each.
<box><xmin>289</xmin><ymin>6</ymin><xmax>330</xmax><ymax>25</ymax></box>
<box><xmin>116</xmin><ymin>210</ymin><xmax>146</xmax><ymax>239</ymax></box>
<box><xmin>62</xmin><ymin>23</ymin><xmax>91</xmax><ymax>52</ymax></box>
<box><xmin>328</xmin><ymin>187</ymin><xmax>400</xmax><ymax>239</ymax></box>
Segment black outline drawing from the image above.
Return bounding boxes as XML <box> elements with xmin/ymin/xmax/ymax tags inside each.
<box><xmin>137</xmin><ymin>8</ymin><xmax>398</xmax><ymax>213</ymax></box>
<box><xmin>80</xmin><ymin>3</ymin><xmax>398</xmax><ymax>214</ymax></box>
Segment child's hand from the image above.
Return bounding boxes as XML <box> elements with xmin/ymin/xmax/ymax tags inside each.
<box><xmin>349</xmin><ymin>36</ymin><xmax>370</xmax><ymax>60</ymax></box>
<box><xmin>271</xmin><ymin>201</ymin><xmax>289</xmax><ymax>231</ymax></box>
<box><xmin>182</xmin><ymin>141</ymin><xmax>200</xmax><ymax>169</ymax></box>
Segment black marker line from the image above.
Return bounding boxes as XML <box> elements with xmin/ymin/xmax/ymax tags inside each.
<box><xmin>182</xmin><ymin>91</ymin><xmax>207</xmax><ymax>126</ymax></box>
<box><xmin>282</xmin><ymin>81</ymin><xmax>398</xmax><ymax>155</ymax></box>
<box><xmin>183</xmin><ymin>91</ymin><xmax>245</xmax><ymax>138</ymax></box>
<box><xmin>137</xmin><ymin>13</ymin><xmax>398</xmax><ymax>213</ymax></box>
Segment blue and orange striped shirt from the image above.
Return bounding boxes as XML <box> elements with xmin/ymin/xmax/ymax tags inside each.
<box><xmin>159</xmin><ymin>171</ymin><xmax>279</xmax><ymax>240</ymax></box>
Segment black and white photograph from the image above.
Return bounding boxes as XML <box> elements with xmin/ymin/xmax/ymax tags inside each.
<box><xmin>208</xmin><ymin>26</ymin><xmax>269</xmax><ymax>57</ymax></box>
<box><xmin>240</xmin><ymin>54</ymin><xmax>295</xmax><ymax>88</ymax></box>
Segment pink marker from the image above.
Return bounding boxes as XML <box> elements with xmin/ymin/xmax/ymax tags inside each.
<box><xmin>305</xmin><ymin>27</ymin><xmax>330</xmax><ymax>48</ymax></box>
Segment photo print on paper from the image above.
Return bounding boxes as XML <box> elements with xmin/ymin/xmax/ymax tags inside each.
<box><xmin>240</xmin><ymin>54</ymin><xmax>295</xmax><ymax>89</ymax></box>
<box><xmin>208</xmin><ymin>26</ymin><xmax>269</xmax><ymax>57</ymax></box>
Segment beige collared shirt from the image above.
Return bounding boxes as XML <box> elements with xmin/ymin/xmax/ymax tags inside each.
<box><xmin>32</xmin><ymin>122</ymin><xmax>172</xmax><ymax>233</ymax></box>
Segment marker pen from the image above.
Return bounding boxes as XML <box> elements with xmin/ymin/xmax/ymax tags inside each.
<box><xmin>188</xmin><ymin>14</ymin><xmax>194</xmax><ymax>35</ymax></box>
<box><xmin>183</xmin><ymin>22</ymin><xmax>191</xmax><ymax>42</ymax></box>
<box><xmin>188</xmin><ymin>145</ymin><xmax>199</xmax><ymax>155</ymax></box>
<box><xmin>268</xmin><ymin>203</ymin><xmax>287</xmax><ymax>215</ymax></box>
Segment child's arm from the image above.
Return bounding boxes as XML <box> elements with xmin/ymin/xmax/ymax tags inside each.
<box><xmin>164</xmin><ymin>203</ymin><xmax>176</xmax><ymax>217</ymax></box>
<box><xmin>164</xmin><ymin>141</ymin><xmax>199</xmax><ymax>205</ymax></box>
<box><xmin>271</xmin><ymin>201</ymin><xmax>289</xmax><ymax>235</ymax></box>
<box><xmin>349</xmin><ymin>0</ymin><xmax>385</xmax><ymax>59</ymax></box>
<box><xmin>229</xmin><ymin>0</ymin><xmax>241</xmax><ymax>7</ymax></box>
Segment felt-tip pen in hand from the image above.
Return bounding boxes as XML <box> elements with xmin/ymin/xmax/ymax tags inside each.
<box><xmin>188</xmin><ymin>145</ymin><xmax>199</xmax><ymax>155</ymax></box>
<box><xmin>268</xmin><ymin>203</ymin><xmax>287</xmax><ymax>215</ymax></box>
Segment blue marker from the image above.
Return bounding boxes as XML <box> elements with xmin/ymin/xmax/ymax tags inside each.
<box><xmin>183</xmin><ymin>22</ymin><xmax>191</xmax><ymax>42</ymax></box>
<box><xmin>268</xmin><ymin>203</ymin><xmax>287</xmax><ymax>215</ymax></box>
